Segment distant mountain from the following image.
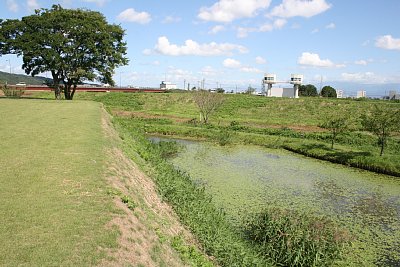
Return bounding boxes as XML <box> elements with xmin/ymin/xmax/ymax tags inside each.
<box><xmin>0</xmin><ymin>71</ymin><xmax>52</xmax><ymax>85</ymax></box>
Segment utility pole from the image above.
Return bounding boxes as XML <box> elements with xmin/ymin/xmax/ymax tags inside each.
<box><xmin>184</xmin><ymin>79</ymin><xmax>186</xmax><ymax>91</ymax></box>
<box><xmin>188</xmin><ymin>83</ymin><xmax>190</xmax><ymax>91</ymax></box>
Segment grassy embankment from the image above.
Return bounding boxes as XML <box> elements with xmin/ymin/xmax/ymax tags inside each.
<box><xmin>0</xmin><ymin>99</ymin><xmax>118</xmax><ymax>265</ymax></box>
<box><xmin>0</xmin><ymin>98</ymin><xmax>211</xmax><ymax>267</ymax></box>
<box><xmin>76</xmin><ymin>92</ymin><xmax>400</xmax><ymax>177</ymax></box>
<box><xmin>17</xmin><ymin>91</ymin><xmax>397</xmax><ymax>266</ymax></box>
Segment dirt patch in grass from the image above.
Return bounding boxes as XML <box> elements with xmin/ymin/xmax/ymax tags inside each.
<box><xmin>99</xmin><ymin>109</ymin><xmax>197</xmax><ymax>267</ymax></box>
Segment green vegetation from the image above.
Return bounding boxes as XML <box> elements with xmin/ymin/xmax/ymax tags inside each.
<box><xmin>321</xmin><ymin>85</ymin><xmax>337</xmax><ymax>98</ymax></box>
<box><xmin>0</xmin><ymin>82</ymin><xmax>24</xmax><ymax>98</ymax></box>
<box><xmin>167</xmin><ymin>138</ymin><xmax>400</xmax><ymax>266</ymax></box>
<box><xmin>320</xmin><ymin>113</ymin><xmax>351</xmax><ymax>149</ymax></box>
<box><xmin>243</xmin><ymin>208</ymin><xmax>351</xmax><ymax>267</ymax></box>
<box><xmin>72</xmin><ymin>91</ymin><xmax>400</xmax><ymax>176</ymax></box>
<box><xmin>299</xmin><ymin>84</ymin><xmax>318</xmax><ymax>97</ymax></box>
<box><xmin>361</xmin><ymin>104</ymin><xmax>400</xmax><ymax>156</ymax></box>
<box><xmin>0</xmin><ymin>5</ymin><xmax>128</xmax><ymax>99</ymax></box>
<box><xmin>115</xmin><ymin>118</ymin><xmax>272</xmax><ymax>266</ymax></box>
<box><xmin>17</xmin><ymin>91</ymin><xmax>400</xmax><ymax>266</ymax></box>
<box><xmin>0</xmin><ymin>99</ymin><xmax>118</xmax><ymax>266</ymax></box>
<box><xmin>193</xmin><ymin>90</ymin><xmax>225</xmax><ymax>123</ymax></box>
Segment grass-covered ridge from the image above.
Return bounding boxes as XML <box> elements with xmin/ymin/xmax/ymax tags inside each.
<box><xmin>73</xmin><ymin>92</ymin><xmax>400</xmax><ymax>177</ymax></box>
<box><xmin>0</xmin><ymin>99</ymin><xmax>118</xmax><ymax>266</ymax></box>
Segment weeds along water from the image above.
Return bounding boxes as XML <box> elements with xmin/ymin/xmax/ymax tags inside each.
<box><xmin>114</xmin><ymin>117</ymin><xmax>354</xmax><ymax>267</ymax></box>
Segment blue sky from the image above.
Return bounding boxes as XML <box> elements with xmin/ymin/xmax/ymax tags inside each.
<box><xmin>1</xmin><ymin>0</ymin><xmax>400</xmax><ymax>96</ymax></box>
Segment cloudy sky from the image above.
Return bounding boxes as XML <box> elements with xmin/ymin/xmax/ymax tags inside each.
<box><xmin>1</xmin><ymin>0</ymin><xmax>399</xmax><ymax>96</ymax></box>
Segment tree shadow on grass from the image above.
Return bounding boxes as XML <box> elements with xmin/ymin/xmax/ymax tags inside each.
<box><xmin>299</xmin><ymin>143</ymin><xmax>371</xmax><ymax>163</ymax></box>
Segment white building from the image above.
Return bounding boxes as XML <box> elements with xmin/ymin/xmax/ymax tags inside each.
<box><xmin>160</xmin><ymin>81</ymin><xmax>177</xmax><ymax>90</ymax></box>
<box><xmin>336</xmin><ymin>89</ymin><xmax>344</xmax><ymax>98</ymax></box>
<box><xmin>263</xmin><ymin>73</ymin><xmax>303</xmax><ymax>98</ymax></box>
<box><xmin>268</xmin><ymin>87</ymin><xmax>298</xmax><ymax>97</ymax></box>
<box><xmin>357</xmin><ymin>90</ymin><xmax>366</xmax><ymax>98</ymax></box>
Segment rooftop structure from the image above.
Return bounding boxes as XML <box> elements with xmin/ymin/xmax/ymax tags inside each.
<box><xmin>262</xmin><ymin>73</ymin><xmax>303</xmax><ymax>98</ymax></box>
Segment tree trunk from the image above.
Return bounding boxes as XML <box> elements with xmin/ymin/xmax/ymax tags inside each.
<box><xmin>70</xmin><ymin>84</ymin><xmax>77</xmax><ymax>100</ymax></box>
<box><xmin>64</xmin><ymin>84</ymin><xmax>73</xmax><ymax>100</ymax></box>
<box><xmin>380</xmin><ymin>137</ymin><xmax>385</xmax><ymax>156</ymax></box>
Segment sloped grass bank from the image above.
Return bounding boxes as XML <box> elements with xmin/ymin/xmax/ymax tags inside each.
<box><xmin>0</xmin><ymin>99</ymin><xmax>118</xmax><ymax>266</ymax></box>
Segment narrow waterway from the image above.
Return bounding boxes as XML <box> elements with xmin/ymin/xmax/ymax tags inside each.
<box><xmin>151</xmin><ymin>137</ymin><xmax>400</xmax><ymax>266</ymax></box>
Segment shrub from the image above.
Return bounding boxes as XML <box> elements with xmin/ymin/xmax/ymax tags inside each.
<box><xmin>243</xmin><ymin>208</ymin><xmax>352</xmax><ymax>267</ymax></box>
<box><xmin>1</xmin><ymin>84</ymin><xmax>25</xmax><ymax>98</ymax></box>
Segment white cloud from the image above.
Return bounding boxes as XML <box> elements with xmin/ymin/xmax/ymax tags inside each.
<box><xmin>146</xmin><ymin>36</ymin><xmax>248</xmax><ymax>56</ymax></box>
<box><xmin>199</xmin><ymin>66</ymin><xmax>219</xmax><ymax>77</ymax></box>
<box><xmin>325</xmin><ymin>22</ymin><xmax>335</xmax><ymax>29</ymax></box>
<box><xmin>311</xmin><ymin>28</ymin><xmax>319</xmax><ymax>34</ymax></box>
<box><xmin>223</xmin><ymin>58</ymin><xmax>263</xmax><ymax>73</ymax></box>
<box><xmin>269</xmin><ymin>0</ymin><xmax>331</xmax><ymax>18</ymax></box>
<box><xmin>375</xmin><ymin>35</ymin><xmax>400</xmax><ymax>50</ymax></box>
<box><xmin>255</xmin><ymin>56</ymin><xmax>266</xmax><ymax>64</ymax></box>
<box><xmin>162</xmin><ymin>16</ymin><xmax>181</xmax><ymax>24</ymax></box>
<box><xmin>27</xmin><ymin>0</ymin><xmax>39</xmax><ymax>11</ymax></box>
<box><xmin>117</xmin><ymin>8</ymin><xmax>152</xmax><ymax>24</ymax></box>
<box><xmin>237</xmin><ymin>18</ymin><xmax>286</xmax><ymax>38</ymax></box>
<box><xmin>82</xmin><ymin>0</ymin><xmax>107</xmax><ymax>6</ymax></box>
<box><xmin>7</xmin><ymin>0</ymin><xmax>19</xmax><ymax>12</ymax></box>
<box><xmin>355</xmin><ymin>60</ymin><xmax>368</xmax><ymax>66</ymax></box>
<box><xmin>198</xmin><ymin>0</ymin><xmax>272</xmax><ymax>22</ymax></box>
<box><xmin>223</xmin><ymin>58</ymin><xmax>242</xmax><ymax>68</ymax></box>
<box><xmin>237</xmin><ymin>27</ymin><xmax>257</xmax><ymax>38</ymax></box>
<box><xmin>273</xmin><ymin>18</ymin><xmax>287</xmax><ymax>28</ymax></box>
<box><xmin>298</xmin><ymin>52</ymin><xmax>344</xmax><ymax>68</ymax></box>
<box><xmin>240</xmin><ymin>67</ymin><xmax>263</xmax><ymax>73</ymax></box>
<box><xmin>209</xmin><ymin>25</ymin><xmax>225</xmax><ymax>34</ymax></box>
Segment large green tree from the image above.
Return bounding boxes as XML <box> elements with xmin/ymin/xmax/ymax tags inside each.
<box><xmin>299</xmin><ymin>84</ymin><xmax>318</xmax><ymax>97</ymax></box>
<box><xmin>361</xmin><ymin>105</ymin><xmax>400</xmax><ymax>156</ymax></box>
<box><xmin>0</xmin><ymin>5</ymin><xmax>128</xmax><ymax>100</ymax></box>
<box><xmin>320</xmin><ymin>86</ymin><xmax>337</xmax><ymax>98</ymax></box>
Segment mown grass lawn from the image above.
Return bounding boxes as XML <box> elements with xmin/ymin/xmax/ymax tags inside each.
<box><xmin>0</xmin><ymin>99</ymin><xmax>118</xmax><ymax>266</ymax></box>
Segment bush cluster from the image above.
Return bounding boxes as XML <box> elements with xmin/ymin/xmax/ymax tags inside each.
<box><xmin>1</xmin><ymin>84</ymin><xmax>24</xmax><ymax>98</ymax></box>
<box><xmin>243</xmin><ymin>208</ymin><xmax>351</xmax><ymax>267</ymax></box>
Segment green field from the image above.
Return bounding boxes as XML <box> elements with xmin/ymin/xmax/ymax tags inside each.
<box><xmin>3</xmin><ymin>91</ymin><xmax>399</xmax><ymax>266</ymax></box>
<box><xmin>0</xmin><ymin>99</ymin><xmax>118</xmax><ymax>265</ymax></box>
<box><xmin>73</xmin><ymin>92</ymin><xmax>400</xmax><ymax>176</ymax></box>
